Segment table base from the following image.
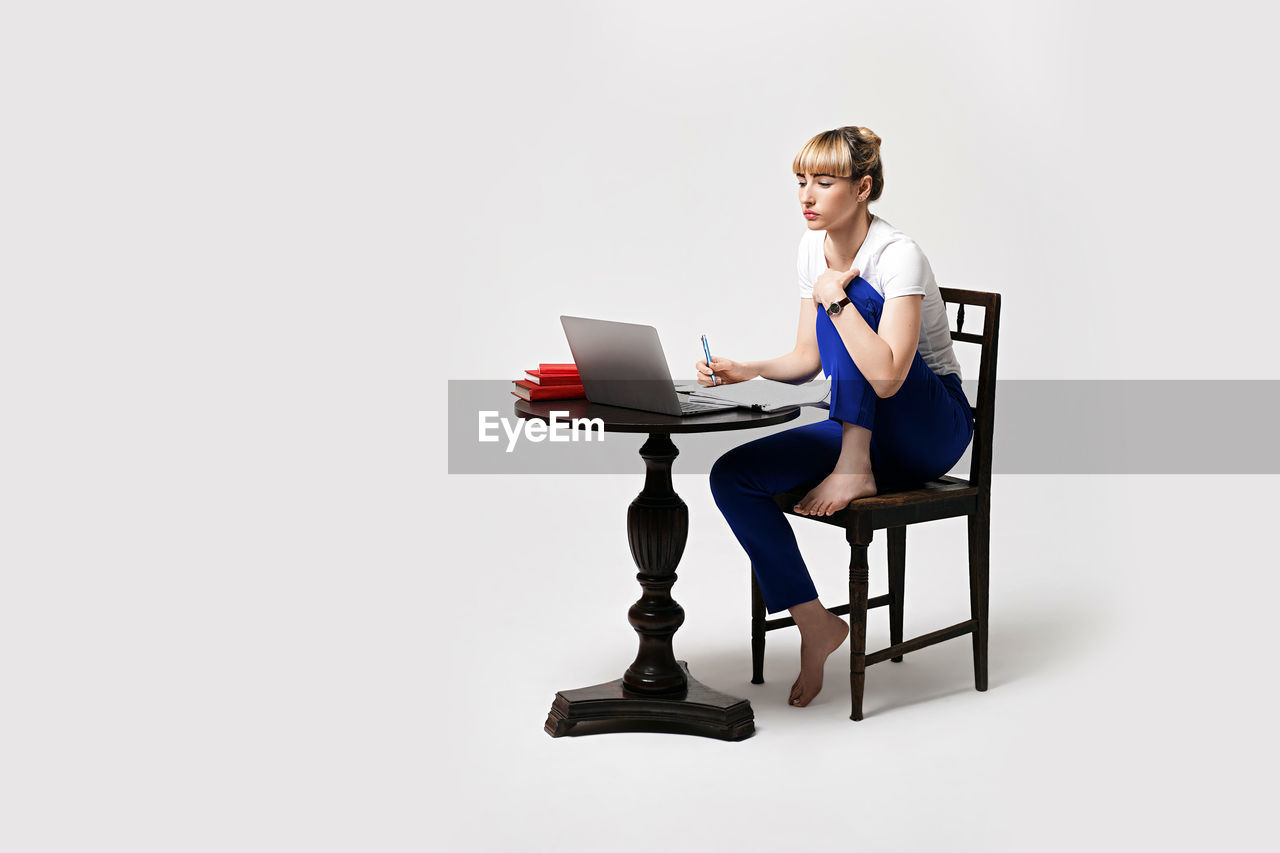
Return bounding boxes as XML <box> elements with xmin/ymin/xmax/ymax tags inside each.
<box><xmin>544</xmin><ymin>661</ymin><xmax>754</xmax><ymax>741</ymax></box>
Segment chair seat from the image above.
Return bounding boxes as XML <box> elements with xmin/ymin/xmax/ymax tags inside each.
<box><xmin>773</xmin><ymin>475</ymin><xmax>979</xmax><ymax>529</ymax></box>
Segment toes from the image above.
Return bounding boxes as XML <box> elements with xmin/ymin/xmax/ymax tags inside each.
<box><xmin>793</xmin><ymin>683</ymin><xmax>822</xmax><ymax>707</ymax></box>
<box><xmin>794</xmin><ymin>489</ymin><xmax>820</xmax><ymax>515</ymax></box>
<box><xmin>790</xmin><ymin>674</ymin><xmax>812</xmax><ymax>706</ymax></box>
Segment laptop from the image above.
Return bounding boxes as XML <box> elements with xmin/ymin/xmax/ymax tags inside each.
<box><xmin>559</xmin><ymin>316</ymin><xmax>738</xmax><ymax>416</ymax></box>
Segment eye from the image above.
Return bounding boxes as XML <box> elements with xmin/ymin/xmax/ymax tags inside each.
<box><xmin>819</xmin><ymin>182</ymin><xmax>832</xmax><ymax>187</ymax></box>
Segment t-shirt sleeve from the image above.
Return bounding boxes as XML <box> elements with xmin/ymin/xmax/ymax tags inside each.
<box><xmin>797</xmin><ymin>232</ymin><xmax>815</xmax><ymax>299</ymax></box>
<box><xmin>877</xmin><ymin>240</ymin><xmax>931</xmax><ymax>299</ymax></box>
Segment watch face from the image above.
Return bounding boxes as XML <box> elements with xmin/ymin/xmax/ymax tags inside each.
<box><xmin>828</xmin><ymin>300</ymin><xmax>842</xmax><ymax>315</ymax></box>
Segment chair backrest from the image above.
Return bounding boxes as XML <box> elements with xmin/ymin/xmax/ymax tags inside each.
<box><xmin>938</xmin><ymin>288</ymin><xmax>1001</xmax><ymax>497</ymax></box>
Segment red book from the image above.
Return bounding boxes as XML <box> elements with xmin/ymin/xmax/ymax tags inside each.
<box><xmin>538</xmin><ymin>363</ymin><xmax>579</xmax><ymax>374</ymax></box>
<box><xmin>511</xmin><ymin>379</ymin><xmax>586</xmax><ymax>401</ymax></box>
<box><xmin>525</xmin><ymin>369</ymin><xmax>582</xmax><ymax>386</ymax></box>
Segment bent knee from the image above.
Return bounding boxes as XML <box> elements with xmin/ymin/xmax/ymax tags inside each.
<box><xmin>709</xmin><ymin>452</ymin><xmax>742</xmax><ymax>496</ymax></box>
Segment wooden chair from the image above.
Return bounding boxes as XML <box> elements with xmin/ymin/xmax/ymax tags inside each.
<box><xmin>755</xmin><ymin>287</ymin><xmax>1001</xmax><ymax>720</ymax></box>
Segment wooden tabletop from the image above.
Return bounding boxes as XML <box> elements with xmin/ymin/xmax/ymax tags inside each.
<box><xmin>513</xmin><ymin>398</ymin><xmax>802</xmax><ymax>434</ymax></box>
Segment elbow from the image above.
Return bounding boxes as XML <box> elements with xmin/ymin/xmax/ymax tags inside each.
<box><xmin>874</xmin><ymin>377</ymin><xmax>905</xmax><ymax>399</ymax></box>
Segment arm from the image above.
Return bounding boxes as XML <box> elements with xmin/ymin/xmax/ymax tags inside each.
<box><xmin>827</xmin><ymin>293</ymin><xmax>922</xmax><ymax>398</ymax></box>
<box><xmin>814</xmin><ymin>241</ymin><xmax>931</xmax><ymax>398</ymax></box>
<box><xmin>740</xmin><ymin>297</ymin><xmax>823</xmax><ymax>384</ymax></box>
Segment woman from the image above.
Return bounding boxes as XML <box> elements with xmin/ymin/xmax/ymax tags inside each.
<box><xmin>699</xmin><ymin>126</ymin><xmax>974</xmax><ymax>708</ymax></box>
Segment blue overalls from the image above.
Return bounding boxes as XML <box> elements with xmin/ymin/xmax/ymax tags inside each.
<box><xmin>709</xmin><ymin>277</ymin><xmax>974</xmax><ymax>614</ymax></box>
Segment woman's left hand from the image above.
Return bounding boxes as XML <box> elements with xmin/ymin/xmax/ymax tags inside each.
<box><xmin>813</xmin><ymin>261</ymin><xmax>861</xmax><ymax>312</ymax></box>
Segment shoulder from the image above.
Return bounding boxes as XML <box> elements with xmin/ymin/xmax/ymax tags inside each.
<box><xmin>868</xmin><ymin>217</ymin><xmax>934</xmax><ymax>297</ymax></box>
<box><xmin>867</xmin><ymin>217</ymin><xmax>928</xmax><ymax>270</ymax></box>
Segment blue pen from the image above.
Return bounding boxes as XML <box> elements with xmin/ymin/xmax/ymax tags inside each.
<box><xmin>701</xmin><ymin>334</ymin><xmax>718</xmax><ymax>386</ymax></box>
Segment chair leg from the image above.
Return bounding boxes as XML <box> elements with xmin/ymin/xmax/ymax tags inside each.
<box><xmin>847</xmin><ymin>523</ymin><xmax>872</xmax><ymax>721</ymax></box>
<box><xmin>887</xmin><ymin>525</ymin><xmax>906</xmax><ymax>662</ymax></box>
<box><xmin>968</xmin><ymin>509</ymin><xmax>990</xmax><ymax>692</ymax></box>
<box><xmin>750</xmin><ymin>565</ymin><xmax>765</xmax><ymax>684</ymax></box>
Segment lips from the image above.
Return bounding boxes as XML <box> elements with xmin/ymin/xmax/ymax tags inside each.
<box><xmin>804</xmin><ymin>211</ymin><xmax>819</xmax><ymax>219</ymax></box>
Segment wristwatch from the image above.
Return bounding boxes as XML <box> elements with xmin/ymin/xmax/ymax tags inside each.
<box><xmin>826</xmin><ymin>295</ymin><xmax>851</xmax><ymax>316</ymax></box>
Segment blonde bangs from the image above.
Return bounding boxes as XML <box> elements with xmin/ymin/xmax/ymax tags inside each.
<box><xmin>792</xmin><ymin>131</ymin><xmax>853</xmax><ymax>179</ymax></box>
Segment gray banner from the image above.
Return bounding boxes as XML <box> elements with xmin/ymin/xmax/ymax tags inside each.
<box><xmin>449</xmin><ymin>380</ymin><xmax>1280</xmax><ymax>475</ymax></box>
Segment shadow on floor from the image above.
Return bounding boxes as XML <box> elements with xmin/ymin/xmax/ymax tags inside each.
<box><xmin>665</xmin><ymin>596</ymin><xmax>1110</xmax><ymax>718</ymax></box>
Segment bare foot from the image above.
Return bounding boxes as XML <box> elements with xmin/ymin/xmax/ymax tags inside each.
<box><xmin>793</xmin><ymin>470</ymin><xmax>877</xmax><ymax>516</ymax></box>
<box><xmin>789</xmin><ymin>610</ymin><xmax>851</xmax><ymax>707</ymax></box>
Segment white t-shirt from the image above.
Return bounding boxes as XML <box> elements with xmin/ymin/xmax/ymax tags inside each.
<box><xmin>798</xmin><ymin>214</ymin><xmax>962</xmax><ymax>378</ymax></box>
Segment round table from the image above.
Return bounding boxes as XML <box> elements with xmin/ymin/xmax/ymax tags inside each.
<box><xmin>515</xmin><ymin>397</ymin><xmax>801</xmax><ymax>740</ymax></box>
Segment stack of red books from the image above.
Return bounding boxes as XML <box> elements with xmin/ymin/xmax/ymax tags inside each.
<box><xmin>511</xmin><ymin>363</ymin><xmax>585</xmax><ymax>401</ymax></box>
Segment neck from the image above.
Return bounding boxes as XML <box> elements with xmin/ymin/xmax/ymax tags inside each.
<box><xmin>824</xmin><ymin>208</ymin><xmax>874</xmax><ymax>266</ymax></box>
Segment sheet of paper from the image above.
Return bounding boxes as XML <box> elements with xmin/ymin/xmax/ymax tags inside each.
<box><xmin>686</xmin><ymin>378</ymin><xmax>831</xmax><ymax>412</ymax></box>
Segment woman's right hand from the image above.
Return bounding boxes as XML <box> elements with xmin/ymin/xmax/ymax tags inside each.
<box><xmin>695</xmin><ymin>357</ymin><xmax>756</xmax><ymax>387</ymax></box>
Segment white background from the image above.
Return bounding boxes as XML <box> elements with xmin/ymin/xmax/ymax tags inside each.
<box><xmin>3</xmin><ymin>1</ymin><xmax>1278</xmax><ymax>850</ymax></box>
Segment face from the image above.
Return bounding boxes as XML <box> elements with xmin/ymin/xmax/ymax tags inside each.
<box><xmin>797</xmin><ymin>171</ymin><xmax>871</xmax><ymax>230</ymax></box>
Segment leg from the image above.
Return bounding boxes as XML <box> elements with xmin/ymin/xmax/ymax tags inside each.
<box><xmin>786</xmin><ymin>597</ymin><xmax>850</xmax><ymax>707</ymax></box>
<box><xmin>755</xmin><ymin>275</ymin><xmax>949</xmax><ymax>522</ymax></box>
<box><xmin>711</xmin><ymin>424</ymin><xmax>851</xmax><ymax>705</ymax></box>
<box><xmin>792</xmin><ymin>276</ymin><xmax>895</xmax><ymax>516</ymax></box>
<box><xmin>814</xmin><ymin>275</ymin><xmax>974</xmax><ymax>490</ymax></box>
<box><xmin>750</xmin><ymin>567</ymin><xmax>765</xmax><ymax>684</ymax></box>
<box><xmin>847</xmin><ymin>528</ymin><xmax>872</xmax><ymax>721</ymax></box>
<box><xmin>888</xmin><ymin>525</ymin><xmax>906</xmax><ymax>662</ymax></box>
<box><xmin>792</xmin><ymin>421</ymin><xmax>878</xmax><ymax>516</ymax></box>
<box><xmin>624</xmin><ymin>433</ymin><xmax>687</xmax><ymax>694</ymax></box>
<box><xmin>710</xmin><ymin>421</ymin><xmax>844</xmax><ymax>615</ymax></box>
<box><xmin>968</xmin><ymin>506</ymin><xmax>990</xmax><ymax>691</ymax></box>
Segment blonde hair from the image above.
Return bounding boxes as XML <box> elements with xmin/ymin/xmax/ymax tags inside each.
<box><xmin>792</xmin><ymin>126</ymin><xmax>885</xmax><ymax>202</ymax></box>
